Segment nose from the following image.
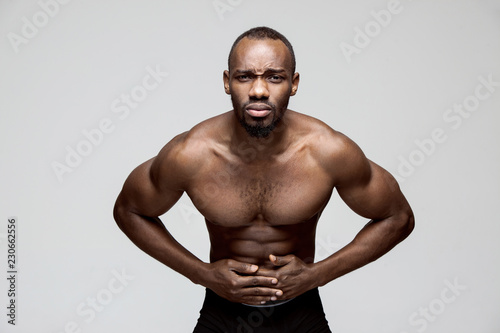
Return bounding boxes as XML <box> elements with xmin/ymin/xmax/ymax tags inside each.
<box><xmin>249</xmin><ymin>77</ymin><xmax>269</xmax><ymax>99</ymax></box>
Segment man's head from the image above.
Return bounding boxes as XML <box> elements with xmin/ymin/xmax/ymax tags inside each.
<box><xmin>228</xmin><ymin>27</ymin><xmax>296</xmax><ymax>74</ymax></box>
<box><xmin>224</xmin><ymin>27</ymin><xmax>299</xmax><ymax>138</ymax></box>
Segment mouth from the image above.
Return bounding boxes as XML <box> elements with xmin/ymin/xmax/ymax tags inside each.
<box><xmin>245</xmin><ymin>104</ymin><xmax>272</xmax><ymax>118</ymax></box>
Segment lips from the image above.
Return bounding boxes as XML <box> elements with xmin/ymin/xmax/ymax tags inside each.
<box><xmin>245</xmin><ymin>104</ymin><xmax>272</xmax><ymax>118</ymax></box>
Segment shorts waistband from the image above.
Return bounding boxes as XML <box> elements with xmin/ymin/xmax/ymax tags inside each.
<box><xmin>205</xmin><ymin>288</ymin><xmax>319</xmax><ymax>308</ymax></box>
<box><xmin>242</xmin><ymin>297</ymin><xmax>295</xmax><ymax>308</ymax></box>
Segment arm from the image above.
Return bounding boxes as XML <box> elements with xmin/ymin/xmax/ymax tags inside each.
<box><xmin>256</xmin><ymin>132</ymin><xmax>414</xmax><ymax>298</ymax></box>
<box><xmin>313</xmin><ymin>149</ymin><xmax>414</xmax><ymax>286</ymax></box>
<box><xmin>113</xmin><ymin>134</ymin><xmax>281</xmax><ymax>304</ymax></box>
<box><xmin>113</xmin><ymin>150</ymin><xmax>206</xmax><ymax>285</ymax></box>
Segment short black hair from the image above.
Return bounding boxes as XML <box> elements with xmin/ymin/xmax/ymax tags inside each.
<box><xmin>228</xmin><ymin>26</ymin><xmax>296</xmax><ymax>74</ymax></box>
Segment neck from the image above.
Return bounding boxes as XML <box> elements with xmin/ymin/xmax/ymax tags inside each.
<box><xmin>229</xmin><ymin>111</ymin><xmax>291</xmax><ymax>162</ymax></box>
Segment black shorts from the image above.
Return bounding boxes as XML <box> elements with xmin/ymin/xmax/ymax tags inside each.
<box><xmin>193</xmin><ymin>288</ymin><xmax>332</xmax><ymax>333</ymax></box>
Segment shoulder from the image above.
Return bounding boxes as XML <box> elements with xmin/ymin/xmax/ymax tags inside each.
<box><xmin>288</xmin><ymin>111</ymin><xmax>363</xmax><ymax>158</ymax></box>
<box><xmin>289</xmin><ymin>111</ymin><xmax>371</xmax><ymax>186</ymax></box>
<box><xmin>150</xmin><ymin>113</ymin><xmax>228</xmax><ymax>190</ymax></box>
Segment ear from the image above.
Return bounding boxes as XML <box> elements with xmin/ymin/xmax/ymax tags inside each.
<box><xmin>290</xmin><ymin>72</ymin><xmax>300</xmax><ymax>96</ymax></box>
<box><xmin>223</xmin><ymin>70</ymin><xmax>230</xmax><ymax>95</ymax></box>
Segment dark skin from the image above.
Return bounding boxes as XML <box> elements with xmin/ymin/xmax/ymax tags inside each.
<box><xmin>113</xmin><ymin>37</ymin><xmax>414</xmax><ymax>306</ymax></box>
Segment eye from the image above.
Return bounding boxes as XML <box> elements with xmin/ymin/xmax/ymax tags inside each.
<box><xmin>268</xmin><ymin>75</ymin><xmax>283</xmax><ymax>83</ymax></box>
<box><xmin>236</xmin><ymin>75</ymin><xmax>251</xmax><ymax>82</ymax></box>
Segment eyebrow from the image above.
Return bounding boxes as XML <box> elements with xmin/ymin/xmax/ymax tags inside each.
<box><xmin>234</xmin><ymin>68</ymin><xmax>287</xmax><ymax>75</ymax></box>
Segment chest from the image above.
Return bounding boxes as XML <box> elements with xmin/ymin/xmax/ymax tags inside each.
<box><xmin>186</xmin><ymin>156</ymin><xmax>334</xmax><ymax>227</ymax></box>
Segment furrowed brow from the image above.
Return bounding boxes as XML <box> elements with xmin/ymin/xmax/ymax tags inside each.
<box><xmin>234</xmin><ymin>69</ymin><xmax>255</xmax><ymax>75</ymax></box>
<box><xmin>234</xmin><ymin>68</ymin><xmax>287</xmax><ymax>75</ymax></box>
<box><xmin>266</xmin><ymin>68</ymin><xmax>287</xmax><ymax>74</ymax></box>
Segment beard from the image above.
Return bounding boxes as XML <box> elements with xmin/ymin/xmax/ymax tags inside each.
<box><xmin>232</xmin><ymin>97</ymin><xmax>287</xmax><ymax>138</ymax></box>
<box><xmin>239</xmin><ymin>113</ymin><xmax>282</xmax><ymax>138</ymax></box>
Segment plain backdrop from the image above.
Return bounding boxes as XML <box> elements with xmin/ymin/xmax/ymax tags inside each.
<box><xmin>1</xmin><ymin>0</ymin><xmax>499</xmax><ymax>332</ymax></box>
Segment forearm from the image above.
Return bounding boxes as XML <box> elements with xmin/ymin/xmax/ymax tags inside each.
<box><xmin>114</xmin><ymin>207</ymin><xmax>208</xmax><ymax>285</ymax></box>
<box><xmin>313</xmin><ymin>212</ymin><xmax>414</xmax><ymax>287</ymax></box>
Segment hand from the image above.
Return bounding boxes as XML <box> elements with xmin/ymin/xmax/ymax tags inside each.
<box><xmin>255</xmin><ymin>254</ymin><xmax>317</xmax><ymax>300</ymax></box>
<box><xmin>203</xmin><ymin>259</ymin><xmax>283</xmax><ymax>305</ymax></box>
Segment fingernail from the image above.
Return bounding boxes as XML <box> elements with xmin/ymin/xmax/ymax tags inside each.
<box><xmin>250</xmin><ymin>265</ymin><xmax>258</xmax><ymax>271</ymax></box>
<box><xmin>276</xmin><ymin>291</ymin><xmax>283</xmax><ymax>296</ymax></box>
<box><xmin>272</xmin><ymin>279</ymin><xmax>278</xmax><ymax>284</ymax></box>
<box><xmin>261</xmin><ymin>301</ymin><xmax>266</xmax><ymax>304</ymax></box>
<box><xmin>270</xmin><ymin>254</ymin><xmax>276</xmax><ymax>261</ymax></box>
<box><xmin>271</xmin><ymin>296</ymin><xmax>277</xmax><ymax>301</ymax></box>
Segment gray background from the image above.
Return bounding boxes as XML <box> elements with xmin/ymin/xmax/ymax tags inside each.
<box><xmin>1</xmin><ymin>0</ymin><xmax>499</xmax><ymax>332</ymax></box>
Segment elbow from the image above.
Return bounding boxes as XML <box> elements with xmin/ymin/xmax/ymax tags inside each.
<box><xmin>113</xmin><ymin>202</ymin><xmax>123</xmax><ymax>230</ymax></box>
<box><xmin>113</xmin><ymin>195</ymin><xmax>128</xmax><ymax>231</ymax></box>
<box><xmin>396</xmin><ymin>209</ymin><xmax>415</xmax><ymax>241</ymax></box>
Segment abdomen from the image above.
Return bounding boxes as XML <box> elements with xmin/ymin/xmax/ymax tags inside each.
<box><xmin>206</xmin><ymin>215</ymin><xmax>319</xmax><ymax>267</ymax></box>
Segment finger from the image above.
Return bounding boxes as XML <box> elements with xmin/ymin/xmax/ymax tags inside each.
<box><xmin>229</xmin><ymin>260</ymin><xmax>258</xmax><ymax>274</ymax></box>
<box><xmin>269</xmin><ymin>254</ymin><xmax>294</xmax><ymax>267</ymax></box>
<box><xmin>240</xmin><ymin>287</ymin><xmax>283</xmax><ymax>299</ymax></box>
<box><xmin>240</xmin><ymin>275</ymin><xmax>279</xmax><ymax>287</ymax></box>
<box><xmin>244</xmin><ymin>294</ymin><xmax>284</xmax><ymax>306</ymax></box>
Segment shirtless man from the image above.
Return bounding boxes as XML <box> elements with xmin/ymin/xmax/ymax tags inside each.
<box><xmin>113</xmin><ymin>27</ymin><xmax>414</xmax><ymax>332</ymax></box>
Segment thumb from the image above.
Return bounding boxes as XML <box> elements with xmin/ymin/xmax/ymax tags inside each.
<box><xmin>269</xmin><ymin>254</ymin><xmax>293</xmax><ymax>267</ymax></box>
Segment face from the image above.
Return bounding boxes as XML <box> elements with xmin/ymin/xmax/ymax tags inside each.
<box><xmin>224</xmin><ymin>38</ymin><xmax>299</xmax><ymax>138</ymax></box>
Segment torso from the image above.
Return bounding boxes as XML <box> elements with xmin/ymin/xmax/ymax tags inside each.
<box><xmin>182</xmin><ymin>111</ymin><xmax>337</xmax><ymax>268</ymax></box>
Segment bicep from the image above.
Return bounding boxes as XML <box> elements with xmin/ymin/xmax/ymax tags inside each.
<box><xmin>116</xmin><ymin>157</ymin><xmax>183</xmax><ymax>218</ymax></box>
<box><xmin>337</xmin><ymin>160</ymin><xmax>406</xmax><ymax>221</ymax></box>
<box><xmin>326</xmin><ymin>132</ymin><xmax>409</xmax><ymax>221</ymax></box>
